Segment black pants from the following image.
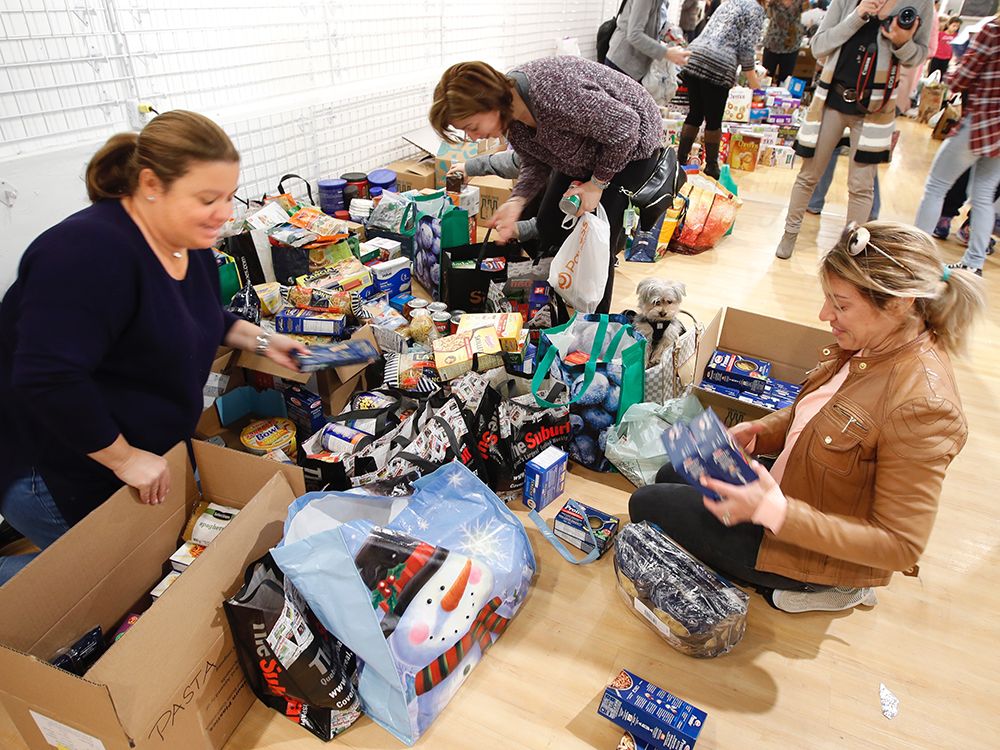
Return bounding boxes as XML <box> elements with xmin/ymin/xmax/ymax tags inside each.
<box><xmin>762</xmin><ymin>48</ymin><xmax>799</xmax><ymax>85</ymax></box>
<box><xmin>682</xmin><ymin>73</ymin><xmax>730</xmax><ymax>131</ymax></box>
<box><xmin>628</xmin><ymin>464</ymin><xmax>813</xmax><ymax>592</ymax></box>
<box><xmin>535</xmin><ymin>151</ymin><xmax>661</xmax><ymax>315</ymax></box>
<box><xmin>927</xmin><ymin>57</ymin><xmax>950</xmax><ymax>80</ymax></box>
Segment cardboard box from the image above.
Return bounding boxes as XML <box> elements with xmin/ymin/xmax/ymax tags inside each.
<box><xmin>387</xmin><ymin>158</ymin><xmax>436</xmax><ymax>193</ymax></box>
<box><xmin>284</xmin><ymin>384</ymin><xmax>325</xmax><ymax>437</ymax></box>
<box><xmin>0</xmin><ymin>442</ymin><xmax>304</xmax><ymax>750</ymax></box>
<box><xmin>433</xmin><ymin>332</ymin><xmax>475</xmax><ymax>381</ymax></box>
<box><xmin>598</xmin><ymin>669</ymin><xmax>707</xmax><ymax>749</ymax></box>
<box><xmin>313</xmin><ymin>325</ymin><xmax>380</xmax><ymax>415</ymax></box>
<box><xmin>457</xmin><ymin>312</ymin><xmax>524</xmax><ymax>353</ymax></box>
<box><xmin>692</xmin><ymin>308</ymin><xmax>831</xmax><ymax>427</ymax></box>
<box><xmin>523</xmin><ymin>446</ymin><xmax>567</xmax><ymax>511</ymax></box>
<box><xmin>274</xmin><ymin>309</ymin><xmax>347</xmax><ymax>337</ymax></box>
<box><xmin>469</xmin><ymin>175</ymin><xmax>514</xmax><ymax>227</ymax></box>
<box><xmin>728</xmin><ymin>133</ymin><xmax>761</xmax><ymax>171</ymax></box>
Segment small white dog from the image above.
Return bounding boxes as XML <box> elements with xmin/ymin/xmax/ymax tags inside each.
<box><xmin>633</xmin><ymin>278</ymin><xmax>687</xmax><ymax>366</ymax></box>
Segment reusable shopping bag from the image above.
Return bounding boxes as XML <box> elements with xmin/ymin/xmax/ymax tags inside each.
<box><xmin>272</xmin><ymin>462</ymin><xmax>536</xmax><ymax>745</ymax></box>
<box><xmin>668</xmin><ymin>173</ymin><xmax>741</xmax><ymax>255</ymax></box>
<box><xmin>225</xmin><ymin>553</ymin><xmax>362</xmax><ymax>741</ymax></box>
<box><xmin>532</xmin><ymin>313</ymin><xmax>646</xmax><ymax>471</ymax></box>
<box><xmin>548</xmin><ymin>204</ymin><xmax>610</xmax><ymax>313</ymax></box>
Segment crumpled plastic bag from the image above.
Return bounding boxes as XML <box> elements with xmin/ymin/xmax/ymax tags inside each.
<box><xmin>604</xmin><ymin>396</ymin><xmax>702</xmax><ymax>487</ymax></box>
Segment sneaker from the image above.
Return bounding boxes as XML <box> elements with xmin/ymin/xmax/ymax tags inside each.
<box><xmin>958</xmin><ymin>218</ymin><xmax>970</xmax><ymax>245</ymax></box>
<box><xmin>771</xmin><ymin>586</ymin><xmax>878</xmax><ymax>613</ymax></box>
<box><xmin>932</xmin><ymin>216</ymin><xmax>951</xmax><ymax>239</ymax></box>
<box><xmin>946</xmin><ymin>262</ymin><xmax>983</xmax><ymax>277</ymax></box>
<box><xmin>775</xmin><ymin>231</ymin><xmax>798</xmax><ymax>259</ymax></box>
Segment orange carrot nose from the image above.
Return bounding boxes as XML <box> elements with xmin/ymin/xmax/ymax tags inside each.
<box><xmin>441</xmin><ymin>559</ymin><xmax>472</xmax><ymax>612</ymax></box>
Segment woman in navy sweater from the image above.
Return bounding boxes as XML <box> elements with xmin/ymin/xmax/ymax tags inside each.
<box><xmin>0</xmin><ymin>111</ymin><xmax>306</xmax><ymax>585</ymax></box>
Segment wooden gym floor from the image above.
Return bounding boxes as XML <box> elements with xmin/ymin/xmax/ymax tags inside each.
<box><xmin>3</xmin><ymin>119</ymin><xmax>997</xmax><ymax>749</ymax></box>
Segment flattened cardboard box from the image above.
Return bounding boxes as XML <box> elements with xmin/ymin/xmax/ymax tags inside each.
<box><xmin>693</xmin><ymin>307</ymin><xmax>831</xmax><ymax>427</ymax></box>
<box><xmin>0</xmin><ymin>441</ymin><xmax>305</xmax><ymax>750</ymax></box>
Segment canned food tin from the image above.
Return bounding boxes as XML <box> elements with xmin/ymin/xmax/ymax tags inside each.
<box><xmin>432</xmin><ymin>311</ymin><xmax>452</xmax><ymax>334</ymax></box>
<box><xmin>427</xmin><ymin>301</ymin><xmax>449</xmax><ymax>314</ymax></box>
<box><xmin>450</xmin><ymin>311</ymin><xmax>465</xmax><ymax>335</ymax></box>
<box><xmin>405</xmin><ymin>298</ymin><xmax>429</xmax><ymax>320</ymax></box>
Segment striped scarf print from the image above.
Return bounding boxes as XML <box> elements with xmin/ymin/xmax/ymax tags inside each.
<box><xmin>414</xmin><ymin>596</ymin><xmax>509</xmax><ymax>695</ymax></box>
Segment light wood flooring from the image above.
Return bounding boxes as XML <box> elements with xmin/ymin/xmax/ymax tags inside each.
<box><xmin>4</xmin><ymin>119</ymin><xmax>998</xmax><ymax>749</ymax></box>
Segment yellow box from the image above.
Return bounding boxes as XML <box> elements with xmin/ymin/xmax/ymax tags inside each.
<box><xmin>457</xmin><ymin>312</ymin><xmax>524</xmax><ymax>353</ymax></box>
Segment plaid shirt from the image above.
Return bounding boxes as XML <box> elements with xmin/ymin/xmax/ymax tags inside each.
<box><xmin>948</xmin><ymin>19</ymin><xmax>1000</xmax><ymax>158</ymax></box>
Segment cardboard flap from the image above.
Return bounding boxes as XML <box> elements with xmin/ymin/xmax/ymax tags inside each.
<box><xmin>193</xmin><ymin>441</ymin><xmax>305</xmax><ymax>502</ymax></box>
<box><xmin>86</xmin><ymin>472</ymin><xmax>298</xmax><ymax>741</ymax></box>
<box><xmin>0</xmin><ymin>646</ymin><xmax>132</xmax><ymax>750</ymax></box>
<box><xmin>234</xmin><ymin>350</ymin><xmax>310</xmax><ymax>383</ymax></box>
<box><xmin>0</xmin><ymin>444</ymin><xmax>192</xmax><ymax>658</ymax></box>
<box><xmin>402</xmin><ymin>125</ymin><xmax>443</xmax><ymax>156</ymax></box>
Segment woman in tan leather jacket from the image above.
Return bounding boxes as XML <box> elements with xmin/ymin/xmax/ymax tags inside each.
<box><xmin>630</xmin><ymin>221</ymin><xmax>986</xmax><ymax>613</ymax></box>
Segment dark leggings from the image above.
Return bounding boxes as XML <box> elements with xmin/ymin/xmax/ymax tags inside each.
<box><xmin>628</xmin><ymin>463</ymin><xmax>814</xmax><ymax>592</ymax></box>
<box><xmin>535</xmin><ymin>150</ymin><xmax>661</xmax><ymax>315</ymax></box>
<box><xmin>683</xmin><ymin>73</ymin><xmax>730</xmax><ymax>131</ymax></box>
<box><xmin>926</xmin><ymin>57</ymin><xmax>949</xmax><ymax>81</ymax></box>
<box><xmin>762</xmin><ymin>48</ymin><xmax>799</xmax><ymax>85</ymax></box>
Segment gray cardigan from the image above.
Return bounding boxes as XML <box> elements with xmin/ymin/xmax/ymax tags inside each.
<box><xmin>606</xmin><ymin>0</ymin><xmax>670</xmax><ymax>81</ymax></box>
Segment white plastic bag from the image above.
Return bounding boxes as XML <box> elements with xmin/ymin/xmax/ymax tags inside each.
<box><xmin>642</xmin><ymin>57</ymin><xmax>678</xmax><ymax>106</ymax></box>
<box><xmin>548</xmin><ymin>204</ymin><xmax>610</xmax><ymax>314</ymax></box>
<box><xmin>605</xmin><ymin>397</ymin><xmax>701</xmax><ymax>487</ymax></box>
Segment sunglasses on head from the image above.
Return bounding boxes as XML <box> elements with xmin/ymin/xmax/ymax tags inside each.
<box><xmin>846</xmin><ymin>226</ymin><xmax>915</xmax><ymax>277</ymax></box>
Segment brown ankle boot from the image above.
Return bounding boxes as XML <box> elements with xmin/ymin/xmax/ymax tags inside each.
<box><xmin>702</xmin><ymin>129</ymin><xmax>722</xmax><ymax>180</ymax></box>
<box><xmin>677</xmin><ymin>124</ymin><xmax>700</xmax><ymax>167</ymax></box>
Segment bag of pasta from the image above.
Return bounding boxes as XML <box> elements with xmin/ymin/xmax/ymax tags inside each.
<box><xmin>613</xmin><ymin>521</ymin><xmax>748</xmax><ymax>658</ymax></box>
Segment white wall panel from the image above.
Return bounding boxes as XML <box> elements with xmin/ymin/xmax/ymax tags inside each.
<box><xmin>0</xmin><ymin>0</ymin><xmax>608</xmax><ymax>289</ymax></box>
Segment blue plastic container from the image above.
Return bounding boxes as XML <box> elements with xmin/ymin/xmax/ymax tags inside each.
<box><xmin>318</xmin><ymin>178</ymin><xmax>347</xmax><ymax>214</ymax></box>
<box><xmin>367</xmin><ymin>168</ymin><xmax>397</xmax><ymax>194</ymax></box>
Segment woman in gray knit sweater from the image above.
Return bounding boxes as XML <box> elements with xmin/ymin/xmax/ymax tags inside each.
<box><xmin>430</xmin><ymin>57</ymin><xmax>663</xmax><ymax>314</ymax></box>
<box><xmin>678</xmin><ymin>0</ymin><xmax>766</xmax><ymax>178</ymax></box>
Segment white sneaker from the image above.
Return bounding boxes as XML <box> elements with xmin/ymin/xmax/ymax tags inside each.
<box><xmin>771</xmin><ymin>586</ymin><xmax>878</xmax><ymax>613</ymax></box>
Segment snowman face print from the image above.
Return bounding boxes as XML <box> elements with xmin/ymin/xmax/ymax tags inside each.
<box><xmin>389</xmin><ymin>552</ymin><xmax>495</xmax><ymax>669</ymax></box>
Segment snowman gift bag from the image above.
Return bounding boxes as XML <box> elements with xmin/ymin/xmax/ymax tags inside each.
<box><xmin>532</xmin><ymin>313</ymin><xmax>646</xmax><ymax>472</ymax></box>
<box><xmin>272</xmin><ymin>462</ymin><xmax>535</xmax><ymax>745</ymax></box>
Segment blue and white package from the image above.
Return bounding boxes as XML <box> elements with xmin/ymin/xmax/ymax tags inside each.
<box><xmin>370</xmin><ymin>257</ymin><xmax>412</xmax><ymax>297</ymax></box>
<box><xmin>523</xmin><ymin>445</ymin><xmax>567</xmax><ymax>511</ymax></box>
<box><xmin>688</xmin><ymin>409</ymin><xmax>757</xmax><ymax>486</ymax></box>
<box><xmin>662</xmin><ymin>424</ymin><xmax>718</xmax><ymax>500</ymax></box>
<box><xmin>598</xmin><ymin>669</ymin><xmax>707</xmax><ymax>749</ymax></box>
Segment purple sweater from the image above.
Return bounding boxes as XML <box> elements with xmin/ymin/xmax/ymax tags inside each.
<box><xmin>507</xmin><ymin>56</ymin><xmax>663</xmax><ymax>201</ymax></box>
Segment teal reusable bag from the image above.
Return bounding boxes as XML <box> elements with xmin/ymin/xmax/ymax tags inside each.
<box><xmin>532</xmin><ymin>313</ymin><xmax>646</xmax><ymax>471</ymax></box>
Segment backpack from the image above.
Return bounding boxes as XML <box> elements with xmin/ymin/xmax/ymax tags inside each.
<box><xmin>596</xmin><ymin>0</ymin><xmax>628</xmax><ymax>64</ymax></box>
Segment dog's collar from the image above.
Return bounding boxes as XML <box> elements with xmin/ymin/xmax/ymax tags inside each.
<box><xmin>652</xmin><ymin>320</ymin><xmax>669</xmax><ymax>331</ymax></box>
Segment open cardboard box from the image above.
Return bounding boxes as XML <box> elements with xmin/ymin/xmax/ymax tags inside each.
<box><xmin>692</xmin><ymin>307</ymin><xmax>832</xmax><ymax>426</ymax></box>
<box><xmin>469</xmin><ymin>175</ymin><xmax>514</xmax><ymax>227</ymax></box>
<box><xmin>401</xmin><ymin>126</ymin><xmax>505</xmax><ymax>189</ymax></box>
<box><xmin>0</xmin><ymin>442</ymin><xmax>305</xmax><ymax>750</ymax></box>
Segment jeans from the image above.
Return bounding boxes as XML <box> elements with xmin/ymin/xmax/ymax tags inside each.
<box><xmin>0</xmin><ymin>471</ymin><xmax>70</xmax><ymax>586</ymax></box>
<box><xmin>915</xmin><ymin>121</ymin><xmax>1000</xmax><ymax>270</ymax></box>
<box><xmin>628</xmin><ymin>464</ymin><xmax>812</xmax><ymax>592</ymax></box>
<box><xmin>807</xmin><ymin>146</ymin><xmax>881</xmax><ymax>219</ymax></box>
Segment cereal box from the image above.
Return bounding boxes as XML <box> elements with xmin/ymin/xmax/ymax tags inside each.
<box><xmin>598</xmin><ymin>669</ymin><xmax>707</xmax><ymax>749</ymax></box>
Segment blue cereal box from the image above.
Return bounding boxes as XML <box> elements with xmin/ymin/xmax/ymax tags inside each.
<box><xmin>390</xmin><ymin>293</ymin><xmax>415</xmax><ymax>313</ymax></box>
<box><xmin>598</xmin><ymin>669</ymin><xmax>707</xmax><ymax>750</ymax></box>
<box><xmin>689</xmin><ymin>409</ymin><xmax>757</xmax><ymax>486</ymax></box>
<box><xmin>523</xmin><ymin>445</ymin><xmax>567</xmax><ymax>511</ymax></box>
<box><xmin>553</xmin><ymin>499</ymin><xmax>620</xmax><ymax>557</ymax></box>
<box><xmin>284</xmin><ymin>384</ymin><xmax>325</xmax><ymax>436</ymax></box>
<box><xmin>662</xmin><ymin>424</ymin><xmax>718</xmax><ymax>500</ymax></box>
<box><xmin>275</xmin><ymin>309</ymin><xmax>347</xmax><ymax>337</ymax></box>
<box><xmin>703</xmin><ymin>349</ymin><xmax>771</xmax><ymax>394</ymax></box>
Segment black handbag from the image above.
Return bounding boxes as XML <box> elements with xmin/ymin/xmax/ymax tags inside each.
<box><xmin>621</xmin><ymin>146</ymin><xmax>687</xmax><ymax>231</ymax></box>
